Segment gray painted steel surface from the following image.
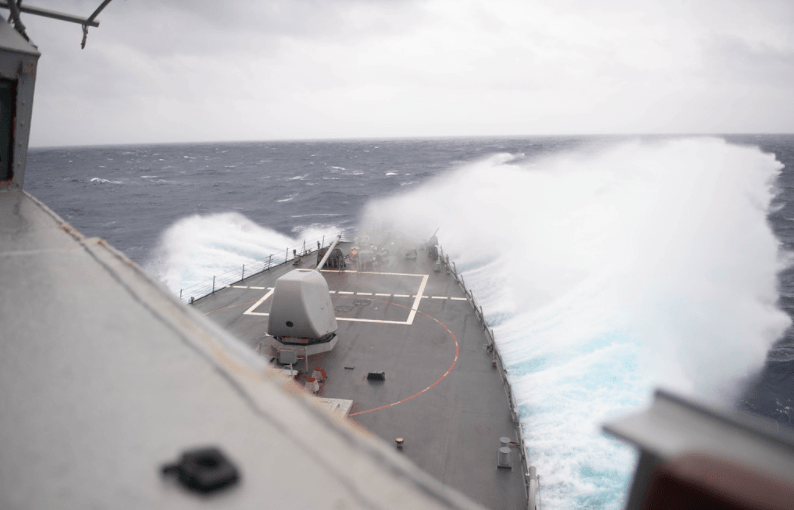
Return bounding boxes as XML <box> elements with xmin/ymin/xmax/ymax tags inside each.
<box><xmin>267</xmin><ymin>268</ymin><xmax>338</xmax><ymax>339</ymax></box>
<box><xmin>194</xmin><ymin>240</ymin><xmax>530</xmax><ymax>509</ymax></box>
<box><xmin>0</xmin><ymin>20</ymin><xmax>38</xmax><ymax>186</ymax></box>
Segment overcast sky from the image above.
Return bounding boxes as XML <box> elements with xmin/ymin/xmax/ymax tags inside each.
<box><xmin>17</xmin><ymin>0</ymin><xmax>794</xmax><ymax>147</ymax></box>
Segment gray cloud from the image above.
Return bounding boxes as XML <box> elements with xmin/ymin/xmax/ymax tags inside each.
<box><xmin>704</xmin><ymin>35</ymin><xmax>794</xmax><ymax>86</ymax></box>
<box><xmin>14</xmin><ymin>0</ymin><xmax>794</xmax><ymax>146</ymax></box>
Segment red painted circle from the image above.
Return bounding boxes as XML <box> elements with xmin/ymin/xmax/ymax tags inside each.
<box><xmin>348</xmin><ymin>298</ymin><xmax>459</xmax><ymax>417</ymax></box>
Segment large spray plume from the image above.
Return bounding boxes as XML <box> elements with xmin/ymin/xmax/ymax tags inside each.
<box><xmin>361</xmin><ymin>137</ymin><xmax>790</xmax><ymax>508</ymax></box>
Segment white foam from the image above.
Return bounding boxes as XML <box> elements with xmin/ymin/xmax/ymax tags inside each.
<box><xmin>362</xmin><ymin>137</ymin><xmax>790</xmax><ymax>509</ymax></box>
<box><xmin>145</xmin><ymin>212</ymin><xmax>338</xmax><ymax>293</ymax></box>
<box><xmin>89</xmin><ymin>177</ymin><xmax>122</xmax><ymax>184</ymax></box>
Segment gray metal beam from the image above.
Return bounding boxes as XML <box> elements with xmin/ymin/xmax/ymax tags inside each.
<box><xmin>0</xmin><ymin>2</ymin><xmax>100</xmax><ymax>27</ymax></box>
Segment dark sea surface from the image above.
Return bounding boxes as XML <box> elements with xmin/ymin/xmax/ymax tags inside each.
<box><xmin>24</xmin><ymin>137</ymin><xmax>590</xmax><ymax>263</ymax></box>
<box><xmin>24</xmin><ymin>134</ymin><xmax>794</xmax><ymax>508</ymax></box>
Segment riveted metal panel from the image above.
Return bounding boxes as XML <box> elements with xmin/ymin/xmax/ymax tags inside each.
<box><xmin>0</xmin><ymin>20</ymin><xmax>38</xmax><ymax>188</ymax></box>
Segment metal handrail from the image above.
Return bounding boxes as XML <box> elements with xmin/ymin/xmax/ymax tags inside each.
<box><xmin>178</xmin><ymin>234</ymin><xmax>342</xmax><ymax>304</ymax></box>
<box><xmin>439</xmin><ymin>245</ymin><xmax>539</xmax><ymax>510</ymax></box>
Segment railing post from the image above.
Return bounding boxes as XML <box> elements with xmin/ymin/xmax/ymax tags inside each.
<box><xmin>179</xmin><ymin>289</ymin><xmax>182</xmax><ymax>300</ymax></box>
<box><xmin>242</xmin><ymin>264</ymin><xmax>245</xmax><ymax>281</ymax></box>
<box><xmin>268</xmin><ymin>254</ymin><xmax>272</xmax><ymax>270</ymax></box>
<box><xmin>212</xmin><ymin>275</ymin><xmax>215</xmax><ymax>294</ymax></box>
<box><xmin>285</xmin><ymin>247</ymin><xmax>288</xmax><ymax>264</ymax></box>
<box><xmin>321</xmin><ymin>235</ymin><xmax>324</xmax><ymax>248</ymax></box>
<box><xmin>528</xmin><ymin>466</ymin><xmax>538</xmax><ymax>510</ymax></box>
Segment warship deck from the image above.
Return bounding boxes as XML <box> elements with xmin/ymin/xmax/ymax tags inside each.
<box><xmin>192</xmin><ymin>240</ymin><xmax>530</xmax><ymax>509</ymax></box>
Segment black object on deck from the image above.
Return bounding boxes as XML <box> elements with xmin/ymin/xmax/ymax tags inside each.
<box><xmin>162</xmin><ymin>447</ymin><xmax>240</xmax><ymax>494</ymax></box>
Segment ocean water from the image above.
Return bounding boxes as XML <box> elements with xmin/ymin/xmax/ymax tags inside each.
<box><xmin>25</xmin><ymin>134</ymin><xmax>794</xmax><ymax>509</ymax></box>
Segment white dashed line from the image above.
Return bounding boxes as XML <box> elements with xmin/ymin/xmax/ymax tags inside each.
<box><xmin>431</xmin><ymin>296</ymin><xmax>448</xmax><ymax>300</ymax></box>
<box><xmin>339</xmin><ymin>318</ymin><xmax>413</xmax><ymax>324</ymax></box>
<box><xmin>356</xmin><ymin>292</ymin><xmax>372</xmax><ymax>296</ymax></box>
<box><xmin>394</xmin><ymin>294</ymin><xmax>409</xmax><ymax>298</ymax></box>
<box><xmin>337</xmin><ymin>291</ymin><xmax>354</xmax><ymax>295</ymax></box>
<box><xmin>232</xmin><ymin>286</ymin><xmax>248</xmax><ymax>289</ymax></box>
<box><xmin>250</xmin><ymin>286</ymin><xmax>265</xmax><ymax>290</ymax></box>
<box><xmin>451</xmin><ymin>297</ymin><xmax>467</xmax><ymax>301</ymax></box>
<box><xmin>375</xmin><ymin>293</ymin><xmax>391</xmax><ymax>297</ymax></box>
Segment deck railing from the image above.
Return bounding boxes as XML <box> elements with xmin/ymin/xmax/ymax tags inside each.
<box><xmin>438</xmin><ymin>246</ymin><xmax>540</xmax><ymax>510</ymax></box>
<box><xmin>177</xmin><ymin>233</ymin><xmax>343</xmax><ymax>304</ymax></box>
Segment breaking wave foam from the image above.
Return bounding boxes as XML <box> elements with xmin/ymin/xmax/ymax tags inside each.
<box><xmin>145</xmin><ymin>212</ymin><xmax>338</xmax><ymax>293</ymax></box>
<box><xmin>362</xmin><ymin>137</ymin><xmax>790</xmax><ymax>509</ymax></box>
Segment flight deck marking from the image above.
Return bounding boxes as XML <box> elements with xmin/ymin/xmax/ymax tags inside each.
<box><xmin>326</xmin><ymin>270</ymin><xmax>428</xmax><ymax>324</ymax></box>
<box><xmin>233</xmin><ymin>285</ymin><xmax>248</xmax><ymax>289</ymax></box>
<box><xmin>338</xmin><ymin>317</ymin><xmax>415</xmax><ymax>325</ymax></box>
<box><xmin>204</xmin><ymin>300</ymin><xmax>260</xmax><ymax>315</ymax></box>
<box><xmin>231</xmin><ymin>271</ymin><xmax>449</xmax><ymax>323</ymax></box>
<box><xmin>405</xmin><ymin>275</ymin><xmax>428</xmax><ymax>325</ymax></box>
<box><xmin>348</xmin><ymin>300</ymin><xmax>459</xmax><ymax>417</ymax></box>
<box><xmin>243</xmin><ymin>288</ymin><xmax>275</xmax><ymax>316</ymax></box>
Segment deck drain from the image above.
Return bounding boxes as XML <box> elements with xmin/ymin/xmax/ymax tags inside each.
<box><xmin>353</xmin><ymin>299</ymin><xmax>371</xmax><ymax>307</ymax></box>
<box><xmin>335</xmin><ymin>305</ymin><xmax>354</xmax><ymax>314</ymax></box>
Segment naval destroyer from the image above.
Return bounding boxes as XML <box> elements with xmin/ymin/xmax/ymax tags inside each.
<box><xmin>5</xmin><ymin>3</ymin><xmax>794</xmax><ymax>510</ymax></box>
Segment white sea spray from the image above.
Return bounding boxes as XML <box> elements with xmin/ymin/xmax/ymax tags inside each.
<box><xmin>361</xmin><ymin>137</ymin><xmax>790</xmax><ymax>509</ymax></box>
<box><xmin>145</xmin><ymin>211</ymin><xmax>339</xmax><ymax>293</ymax></box>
